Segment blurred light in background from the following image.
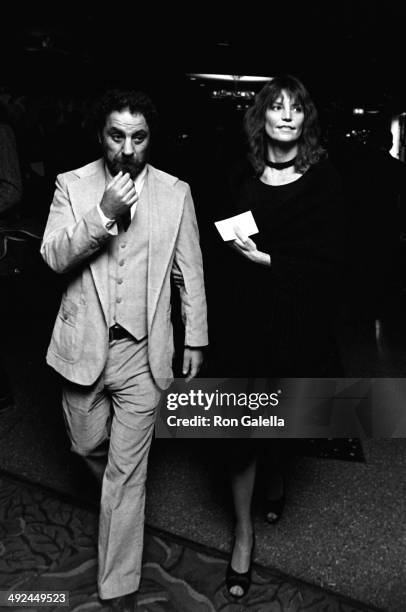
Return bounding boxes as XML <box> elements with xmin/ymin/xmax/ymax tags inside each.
<box><xmin>187</xmin><ymin>74</ymin><xmax>272</xmax><ymax>82</ymax></box>
<box><xmin>390</xmin><ymin>115</ymin><xmax>400</xmax><ymax>159</ymax></box>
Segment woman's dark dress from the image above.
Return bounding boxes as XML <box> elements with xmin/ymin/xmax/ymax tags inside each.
<box><xmin>226</xmin><ymin>159</ymin><xmax>344</xmax><ymax>377</ymax></box>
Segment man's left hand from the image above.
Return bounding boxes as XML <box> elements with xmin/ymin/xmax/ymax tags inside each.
<box><xmin>182</xmin><ymin>348</ymin><xmax>204</xmax><ymax>382</ymax></box>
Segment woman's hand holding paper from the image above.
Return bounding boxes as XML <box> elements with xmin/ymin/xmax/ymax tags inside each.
<box><xmin>231</xmin><ymin>226</ymin><xmax>271</xmax><ymax>267</ymax></box>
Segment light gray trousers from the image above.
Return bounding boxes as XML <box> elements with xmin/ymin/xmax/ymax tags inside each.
<box><xmin>62</xmin><ymin>336</ymin><xmax>161</xmax><ymax>599</ymax></box>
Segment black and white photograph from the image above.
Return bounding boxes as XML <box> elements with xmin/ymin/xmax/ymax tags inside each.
<box><xmin>0</xmin><ymin>4</ymin><xmax>406</xmax><ymax>610</ymax></box>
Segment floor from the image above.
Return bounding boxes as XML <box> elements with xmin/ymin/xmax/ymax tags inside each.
<box><xmin>1</xmin><ymin>472</ymin><xmax>377</xmax><ymax>611</ymax></box>
<box><xmin>0</xmin><ymin>260</ymin><xmax>406</xmax><ymax>611</ymax></box>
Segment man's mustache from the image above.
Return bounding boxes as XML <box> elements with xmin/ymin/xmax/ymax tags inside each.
<box><xmin>108</xmin><ymin>157</ymin><xmax>145</xmax><ymax>179</ymax></box>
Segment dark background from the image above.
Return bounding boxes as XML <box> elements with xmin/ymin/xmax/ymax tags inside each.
<box><xmin>2</xmin><ymin>4</ymin><xmax>406</xmax><ymax>105</ymax></box>
<box><xmin>2</xmin><ymin>4</ymin><xmax>406</xmax><ymax>193</ymax></box>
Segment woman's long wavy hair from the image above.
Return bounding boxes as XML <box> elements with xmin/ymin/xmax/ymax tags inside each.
<box><xmin>244</xmin><ymin>74</ymin><xmax>326</xmax><ymax>174</ymax></box>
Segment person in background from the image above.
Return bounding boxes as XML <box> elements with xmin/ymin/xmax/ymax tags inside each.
<box><xmin>0</xmin><ymin>106</ymin><xmax>22</xmax><ymax>217</ymax></box>
<box><xmin>0</xmin><ymin>102</ymin><xmax>23</xmax><ymax>411</ymax></box>
<box><xmin>361</xmin><ymin>124</ymin><xmax>406</xmax><ymax>320</ymax></box>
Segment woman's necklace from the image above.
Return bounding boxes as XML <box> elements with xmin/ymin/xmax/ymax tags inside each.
<box><xmin>265</xmin><ymin>156</ymin><xmax>297</xmax><ymax>170</ymax></box>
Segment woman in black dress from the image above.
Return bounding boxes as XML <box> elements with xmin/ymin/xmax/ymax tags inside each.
<box><xmin>224</xmin><ymin>75</ymin><xmax>344</xmax><ymax>598</ymax></box>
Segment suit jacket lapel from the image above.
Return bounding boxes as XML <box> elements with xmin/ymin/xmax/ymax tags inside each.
<box><xmin>69</xmin><ymin>161</ymin><xmax>110</xmax><ymax>324</ymax></box>
<box><xmin>147</xmin><ymin>166</ymin><xmax>183</xmax><ymax>330</ymax></box>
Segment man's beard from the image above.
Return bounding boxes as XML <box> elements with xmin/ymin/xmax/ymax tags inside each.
<box><xmin>106</xmin><ymin>156</ymin><xmax>147</xmax><ymax>180</ymax></box>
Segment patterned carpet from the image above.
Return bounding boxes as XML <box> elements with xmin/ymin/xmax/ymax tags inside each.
<box><xmin>0</xmin><ymin>472</ymin><xmax>379</xmax><ymax>611</ymax></box>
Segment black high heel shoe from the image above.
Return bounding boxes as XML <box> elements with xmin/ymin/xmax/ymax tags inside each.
<box><xmin>264</xmin><ymin>474</ymin><xmax>285</xmax><ymax>524</ymax></box>
<box><xmin>225</xmin><ymin>535</ymin><xmax>255</xmax><ymax>599</ymax></box>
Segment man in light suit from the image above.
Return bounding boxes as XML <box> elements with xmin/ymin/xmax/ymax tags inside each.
<box><xmin>41</xmin><ymin>90</ymin><xmax>208</xmax><ymax>609</ymax></box>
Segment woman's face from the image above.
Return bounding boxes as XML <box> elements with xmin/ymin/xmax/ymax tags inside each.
<box><xmin>264</xmin><ymin>89</ymin><xmax>305</xmax><ymax>144</ymax></box>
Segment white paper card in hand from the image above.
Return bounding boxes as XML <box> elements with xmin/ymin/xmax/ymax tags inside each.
<box><xmin>214</xmin><ymin>210</ymin><xmax>259</xmax><ymax>241</ymax></box>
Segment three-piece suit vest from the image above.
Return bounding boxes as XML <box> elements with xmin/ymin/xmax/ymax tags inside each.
<box><xmin>108</xmin><ymin>180</ymin><xmax>149</xmax><ymax>340</ymax></box>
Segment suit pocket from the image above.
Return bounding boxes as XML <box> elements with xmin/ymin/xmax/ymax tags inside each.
<box><xmin>59</xmin><ymin>297</ymin><xmax>79</xmax><ymax>327</ymax></box>
<box><xmin>52</xmin><ymin>297</ymin><xmax>84</xmax><ymax>362</ymax></box>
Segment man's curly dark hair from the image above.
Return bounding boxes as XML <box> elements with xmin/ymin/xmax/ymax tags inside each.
<box><xmin>93</xmin><ymin>89</ymin><xmax>158</xmax><ymax>135</ymax></box>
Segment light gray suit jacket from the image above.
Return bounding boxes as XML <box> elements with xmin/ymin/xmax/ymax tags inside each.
<box><xmin>41</xmin><ymin>159</ymin><xmax>208</xmax><ymax>389</ymax></box>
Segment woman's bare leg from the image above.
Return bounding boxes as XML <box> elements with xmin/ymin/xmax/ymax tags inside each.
<box><xmin>229</xmin><ymin>455</ymin><xmax>257</xmax><ymax>597</ymax></box>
